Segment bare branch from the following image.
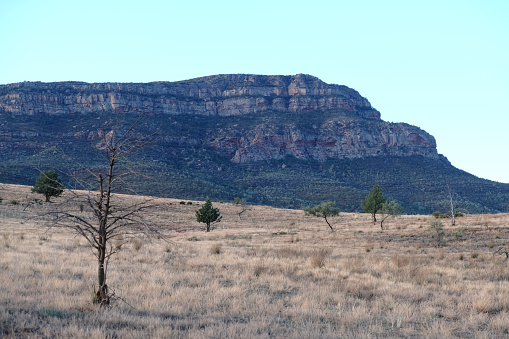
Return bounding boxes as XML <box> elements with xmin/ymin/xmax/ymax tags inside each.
<box><xmin>32</xmin><ymin>114</ymin><xmax>164</xmax><ymax>306</ymax></box>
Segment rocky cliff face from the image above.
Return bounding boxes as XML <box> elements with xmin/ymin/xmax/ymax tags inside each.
<box><xmin>0</xmin><ymin>74</ymin><xmax>378</xmax><ymax>117</ymax></box>
<box><xmin>0</xmin><ymin>74</ymin><xmax>437</xmax><ymax>162</ymax></box>
<box><xmin>222</xmin><ymin>121</ymin><xmax>436</xmax><ymax>163</ymax></box>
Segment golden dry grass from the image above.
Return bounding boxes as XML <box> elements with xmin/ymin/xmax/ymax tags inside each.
<box><xmin>1</xmin><ymin>183</ymin><xmax>509</xmax><ymax>338</ymax></box>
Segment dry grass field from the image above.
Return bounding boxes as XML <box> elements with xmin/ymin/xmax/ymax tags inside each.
<box><xmin>1</xmin><ymin>183</ymin><xmax>509</xmax><ymax>338</ymax></box>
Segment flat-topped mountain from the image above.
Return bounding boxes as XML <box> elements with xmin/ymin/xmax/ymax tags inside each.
<box><xmin>0</xmin><ymin>74</ymin><xmax>437</xmax><ymax>163</ymax></box>
<box><xmin>0</xmin><ymin>74</ymin><xmax>507</xmax><ymax>213</ymax></box>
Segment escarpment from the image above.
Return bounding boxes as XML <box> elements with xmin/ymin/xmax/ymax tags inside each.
<box><xmin>0</xmin><ymin>74</ymin><xmax>437</xmax><ymax>163</ymax></box>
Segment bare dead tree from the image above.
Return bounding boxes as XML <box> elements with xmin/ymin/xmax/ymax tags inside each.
<box><xmin>234</xmin><ymin>197</ymin><xmax>250</xmax><ymax>220</ymax></box>
<box><xmin>41</xmin><ymin>116</ymin><xmax>162</xmax><ymax>306</ymax></box>
<box><xmin>447</xmin><ymin>184</ymin><xmax>456</xmax><ymax>226</ymax></box>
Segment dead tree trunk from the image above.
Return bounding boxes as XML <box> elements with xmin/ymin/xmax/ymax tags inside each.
<box><xmin>448</xmin><ymin>184</ymin><xmax>455</xmax><ymax>226</ymax></box>
<box><xmin>96</xmin><ymin>238</ymin><xmax>109</xmax><ymax>305</ymax></box>
<box><xmin>42</xmin><ymin>116</ymin><xmax>160</xmax><ymax>307</ymax></box>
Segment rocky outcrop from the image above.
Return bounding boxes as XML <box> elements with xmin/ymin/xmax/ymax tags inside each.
<box><xmin>210</xmin><ymin>121</ymin><xmax>436</xmax><ymax>163</ymax></box>
<box><xmin>0</xmin><ymin>74</ymin><xmax>438</xmax><ymax>162</ymax></box>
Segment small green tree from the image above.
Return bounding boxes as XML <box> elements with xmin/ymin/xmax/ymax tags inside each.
<box><xmin>196</xmin><ymin>198</ymin><xmax>222</xmax><ymax>232</ymax></box>
<box><xmin>379</xmin><ymin>200</ymin><xmax>402</xmax><ymax>230</ymax></box>
<box><xmin>304</xmin><ymin>201</ymin><xmax>339</xmax><ymax>231</ymax></box>
<box><xmin>31</xmin><ymin>170</ymin><xmax>65</xmax><ymax>202</ymax></box>
<box><xmin>361</xmin><ymin>185</ymin><xmax>386</xmax><ymax>223</ymax></box>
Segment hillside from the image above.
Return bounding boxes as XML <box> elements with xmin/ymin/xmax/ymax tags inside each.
<box><xmin>0</xmin><ymin>74</ymin><xmax>508</xmax><ymax>213</ymax></box>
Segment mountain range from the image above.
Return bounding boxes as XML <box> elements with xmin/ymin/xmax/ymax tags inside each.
<box><xmin>1</xmin><ymin>74</ymin><xmax>507</xmax><ymax>214</ymax></box>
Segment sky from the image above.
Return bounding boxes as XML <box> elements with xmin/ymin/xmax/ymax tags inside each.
<box><xmin>1</xmin><ymin>0</ymin><xmax>508</xmax><ymax>183</ymax></box>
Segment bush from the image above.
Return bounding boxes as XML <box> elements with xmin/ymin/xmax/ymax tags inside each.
<box><xmin>436</xmin><ymin>211</ymin><xmax>463</xmax><ymax>219</ymax></box>
<box><xmin>132</xmin><ymin>238</ymin><xmax>143</xmax><ymax>251</ymax></box>
<box><xmin>429</xmin><ymin>220</ymin><xmax>445</xmax><ymax>247</ymax></box>
<box><xmin>454</xmin><ymin>227</ymin><xmax>466</xmax><ymax>240</ymax></box>
<box><xmin>310</xmin><ymin>248</ymin><xmax>332</xmax><ymax>268</ymax></box>
<box><xmin>210</xmin><ymin>243</ymin><xmax>222</xmax><ymax>254</ymax></box>
<box><xmin>180</xmin><ymin>201</ymin><xmax>186</xmax><ymax>205</ymax></box>
<box><xmin>253</xmin><ymin>264</ymin><xmax>266</xmax><ymax>277</ymax></box>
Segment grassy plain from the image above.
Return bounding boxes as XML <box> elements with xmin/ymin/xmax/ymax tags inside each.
<box><xmin>1</xmin><ymin>183</ymin><xmax>509</xmax><ymax>338</ymax></box>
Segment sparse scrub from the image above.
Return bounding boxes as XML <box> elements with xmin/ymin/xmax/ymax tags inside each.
<box><xmin>1</xmin><ymin>183</ymin><xmax>509</xmax><ymax>337</ymax></box>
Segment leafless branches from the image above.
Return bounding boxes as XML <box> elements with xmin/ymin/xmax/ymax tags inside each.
<box><xmin>38</xmin><ymin>115</ymin><xmax>163</xmax><ymax>306</ymax></box>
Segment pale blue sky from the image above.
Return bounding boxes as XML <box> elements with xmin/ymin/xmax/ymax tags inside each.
<box><xmin>1</xmin><ymin>0</ymin><xmax>508</xmax><ymax>183</ymax></box>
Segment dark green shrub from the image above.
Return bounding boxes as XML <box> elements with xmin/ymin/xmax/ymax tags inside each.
<box><xmin>31</xmin><ymin>170</ymin><xmax>65</xmax><ymax>202</ymax></box>
<box><xmin>196</xmin><ymin>198</ymin><xmax>222</xmax><ymax>232</ymax></box>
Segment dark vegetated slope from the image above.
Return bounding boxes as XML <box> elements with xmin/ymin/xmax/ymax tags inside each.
<box><xmin>1</xmin><ymin>109</ymin><xmax>507</xmax><ymax>214</ymax></box>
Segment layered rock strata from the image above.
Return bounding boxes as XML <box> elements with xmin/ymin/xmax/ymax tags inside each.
<box><xmin>0</xmin><ymin>74</ymin><xmax>437</xmax><ymax>162</ymax></box>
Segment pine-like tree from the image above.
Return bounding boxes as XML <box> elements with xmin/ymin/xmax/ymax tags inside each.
<box><xmin>31</xmin><ymin>170</ymin><xmax>65</xmax><ymax>202</ymax></box>
<box><xmin>196</xmin><ymin>198</ymin><xmax>222</xmax><ymax>232</ymax></box>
